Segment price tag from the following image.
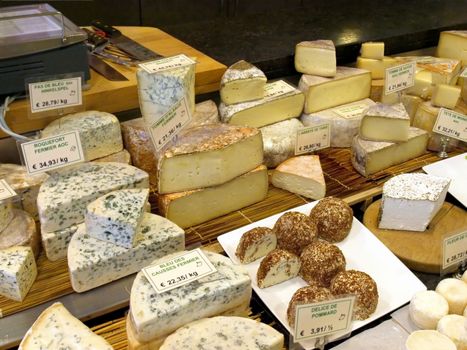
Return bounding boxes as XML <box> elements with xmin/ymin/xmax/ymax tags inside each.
<box><xmin>333</xmin><ymin>103</ymin><xmax>370</xmax><ymax>119</ymax></box>
<box><xmin>295</xmin><ymin>123</ymin><xmax>330</xmax><ymax>155</ymax></box>
<box><xmin>139</xmin><ymin>54</ymin><xmax>196</xmax><ymax>73</ymax></box>
<box><xmin>460</xmin><ymin>68</ymin><xmax>467</xmax><ymax>79</ymax></box>
<box><xmin>0</xmin><ymin>179</ymin><xmax>16</xmax><ymax>201</ymax></box>
<box><xmin>28</xmin><ymin>77</ymin><xmax>82</xmax><ymax>113</ymax></box>
<box><xmin>147</xmin><ymin>96</ymin><xmax>192</xmax><ymax>151</ymax></box>
<box><xmin>442</xmin><ymin>231</ymin><xmax>467</xmax><ymax>270</ymax></box>
<box><xmin>142</xmin><ymin>249</ymin><xmax>217</xmax><ymax>294</ymax></box>
<box><xmin>433</xmin><ymin>108</ymin><xmax>467</xmax><ymax>142</ymax></box>
<box><xmin>384</xmin><ymin>61</ymin><xmax>416</xmax><ymax>95</ymax></box>
<box><xmin>294</xmin><ymin>296</ymin><xmax>355</xmax><ymax>341</ymax></box>
<box><xmin>264</xmin><ymin>80</ymin><xmax>296</xmax><ymax>99</ymax></box>
<box><xmin>20</xmin><ymin>131</ymin><xmax>85</xmax><ymax>175</ymax></box>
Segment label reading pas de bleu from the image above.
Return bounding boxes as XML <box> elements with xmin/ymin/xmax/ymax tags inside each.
<box><xmin>442</xmin><ymin>231</ymin><xmax>467</xmax><ymax>270</ymax></box>
<box><xmin>142</xmin><ymin>249</ymin><xmax>217</xmax><ymax>294</ymax></box>
<box><xmin>264</xmin><ymin>80</ymin><xmax>296</xmax><ymax>99</ymax></box>
<box><xmin>384</xmin><ymin>61</ymin><xmax>416</xmax><ymax>95</ymax></box>
<box><xmin>21</xmin><ymin>131</ymin><xmax>85</xmax><ymax>175</ymax></box>
<box><xmin>433</xmin><ymin>108</ymin><xmax>467</xmax><ymax>142</ymax></box>
<box><xmin>333</xmin><ymin>103</ymin><xmax>370</xmax><ymax>119</ymax></box>
<box><xmin>139</xmin><ymin>54</ymin><xmax>196</xmax><ymax>74</ymax></box>
<box><xmin>295</xmin><ymin>123</ymin><xmax>331</xmax><ymax>155</ymax></box>
<box><xmin>0</xmin><ymin>179</ymin><xmax>16</xmax><ymax>201</ymax></box>
<box><xmin>294</xmin><ymin>296</ymin><xmax>355</xmax><ymax>342</ymax></box>
<box><xmin>28</xmin><ymin>77</ymin><xmax>82</xmax><ymax>113</ymax></box>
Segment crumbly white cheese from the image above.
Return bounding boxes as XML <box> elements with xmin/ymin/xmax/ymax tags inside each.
<box><xmin>41</xmin><ymin>225</ymin><xmax>79</xmax><ymax>261</ymax></box>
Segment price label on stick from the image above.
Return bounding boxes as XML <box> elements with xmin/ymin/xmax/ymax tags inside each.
<box><xmin>384</xmin><ymin>61</ymin><xmax>416</xmax><ymax>95</ymax></box>
<box><xmin>139</xmin><ymin>54</ymin><xmax>196</xmax><ymax>73</ymax></box>
<box><xmin>0</xmin><ymin>180</ymin><xmax>16</xmax><ymax>201</ymax></box>
<box><xmin>433</xmin><ymin>108</ymin><xmax>467</xmax><ymax>142</ymax></box>
<box><xmin>442</xmin><ymin>231</ymin><xmax>467</xmax><ymax>270</ymax></box>
<box><xmin>295</xmin><ymin>123</ymin><xmax>330</xmax><ymax>155</ymax></box>
<box><xmin>142</xmin><ymin>249</ymin><xmax>217</xmax><ymax>294</ymax></box>
<box><xmin>28</xmin><ymin>77</ymin><xmax>82</xmax><ymax>113</ymax></box>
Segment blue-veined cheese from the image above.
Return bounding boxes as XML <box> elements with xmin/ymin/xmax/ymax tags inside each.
<box><xmin>128</xmin><ymin>251</ymin><xmax>251</xmax><ymax>343</ymax></box>
<box><xmin>18</xmin><ymin>302</ymin><xmax>113</xmax><ymax>349</ymax></box>
<box><xmin>68</xmin><ymin>213</ymin><xmax>184</xmax><ymax>293</ymax></box>
<box><xmin>0</xmin><ymin>209</ymin><xmax>40</xmax><ymax>259</ymax></box>
<box><xmin>41</xmin><ymin>111</ymin><xmax>123</xmax><ymax>161</ymax></box>
<box><xmin>86</xmin><ymin>189</ymin><xmax>149</xmax><ymax>248</ymax></box>
<box><xmin>160</xmin><ymin>316</ymin><xmax>284</xmax><ymax>350</ymax></box>
<box><xmin>0</xmin><ymin>246</ymin><xmax>37</xmax><ymax>302</ymax></box>
<box><xmin>37</xmin><ymin>162</ymin><xmax>149</xmax><ymax>232</ymax></box>
<box><xmin>0</xmin><ymin>200</ymin><xmax>14</xmax><ymax>233</ymax></box>
<box><xmin>41</xmin><ymin>225</ymin><xmax>78</xmax><ymax>262</ymax></box>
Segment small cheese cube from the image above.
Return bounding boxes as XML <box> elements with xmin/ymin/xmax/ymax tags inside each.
<box><xmin>294</xmin><ymin>40</ymin><xmax>336</xmax><ymax>77</ymax></box>
<box><xmin>405</xmin><ymin>68</ymin><xmax>434</xmax><ymax>99</ymax></box>
<box><xmin>356</xmin><ymin>56</ymin><xmax>397</xmax><ymax>79</ymax></box>
<box><xmin>431</xmin><ymin>84</ymin><xmax>461</xmax><ymax>109</ymax></box>
<box><xmin>361</xmin><ymin>42</ymin><xmax>385</xmax><ymax>59</ymax></box>
<box><xmin>437</xmin><ymin>30</ymin><xmax>467</xmax><ymax>61</ymax></box>
<box><xmin>359</xmin><ymin>103</ymin><xmax>410</xmax><ymax>142</ymax></box>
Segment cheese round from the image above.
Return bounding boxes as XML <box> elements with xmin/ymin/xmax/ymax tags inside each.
<box><xmin>409</xmin><ymin>290</ymin><xmax>449</xmax><ymax>329</ymax></box>
<box><xmin>406</xmin><ymin>330</ymin><xmax>456</xmax><ymax>350</ymax></box>
<box><xmin>462</xmin><ymin>270</ymin><xmax>467</xmax><ymax>284</ymax></box>
<box><xmin>437</xmin><ymin>314</ymin><xmax>467</xmax><ymax>350</ymax></box>
<box><xmin>435</xmin><ymin>278</ymin><xmax>467</xmax><ymax>315</ymax></box>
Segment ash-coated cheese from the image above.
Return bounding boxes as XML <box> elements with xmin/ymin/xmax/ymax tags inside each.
<box><xmin>129</xmin><ymin>251</ymin><xmax>252</xmax><ymax>343</ymax></box>
<box><xmin>294</xmin><ymin>40</ymin><xmax>337</xmax><ymax>77</ymax></box>
<box><xmin>86</xmin><ymin>189</ymin><xmax>149</xmax><ymax>248</ymax></box>
<box><xmin>41</xmin><ymin>111</ymin><xmax>123</xmax><ymax>161</ymax></box>
<box><xmin>68</xmin><ymin>213</ymin><xmax>184</xmax><ymax>293</ymax></box>
<box><xmin>18</xmin><ymin>302</ymin><xmax>113</xmax><ymax>350</ymax></box>
<box><xmin>93</xmin><ymin>149</ymin><xmax>132</xmax><ymax>164</ymax></box>
<box><xmin>379</xmin><ymin>173</ymin><xmax>450</xmax><ymax>231</ymax></box>
<box><xmin>0</xmin><ymin>200</ymin><xmax>14</xmax><ymax>233</ymax></box>
<box><xmin>41</xmin><ymin>225</ymin><xmax>78</xmax><ymax>261</ymax></box>
<box><xmin>37</xmin><ymin>162</ymin><xmax>149</xmax><ymax>232</ymax></box>
<box><xmin>219</xmin><ymin>80</ymin><xmax>305</xmax><ymax>128</ymax></box>
<box><xmin>160</xmin><ymin>316</ymin><xmax>284</xmax><ymax>350</ymax></box>
<box><xmin>220</xmin><ymin>60</ymin><xmax>267</xmax><ymax>105</ymax></box>
<box><xmin>0</xmin><ymin>209</ymin><xmax>40</xmax><ymax>259</ymax></box>
<box><xmin>359</xmin><ymin>103</ymin><xmax>410</xmax><ymax>142</ymax></box>
<box><xmin>0</xmin><ymin>246</ymin><xmax>37</xmax><ymax>302</ymax></box>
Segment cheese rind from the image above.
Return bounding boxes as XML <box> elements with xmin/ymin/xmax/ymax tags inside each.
<box><xmin>158</xmin><ymin>165</ymin><xmax>268</xmax><ymax>228</ymax></box>
<box><xmin>18</xmin><ymin>302</ymin><xmax>113</xmax><ymax>349</ymax></box>
<box><xmin>356</xmin><ymin>56</ymin><xmax>397</xmax><ymax>79</ymax></box>
<box><xmin>68</xmin><ymin>213</ymin><xmax>185</xmax><ymax>293</ymax></box>
<box><xmin>437</xmin><ymin>30</ymin><xmax>467</xmax><ymax>62</ymax></box>
<box><xmin>406</xmin><ymin>330</ymin><xmax>457</xmax><ymax>350</ymax></box>
<box><xmin>0</xmin><ymin>200</ymin><xmax>14</xmax><ymax>233</ymax></box>
<box><xmin>129</xmin><ymin>251</ymin><xmax>252</xmax><ymax>342</ymax></box>
<box><xmin>294</xmin><ymin>40</ymin><xmax>337</xmax><ymax>77</ymax></box>
<box><xmin>436</xmin><ymin>314</ymin><xmax>467</xmax><ymax>350</ymax></box>
<box><xmin>361</xmin><ymin>42</ymin><xmax>385</xmax><ymax>59</ymax></box>
<box><xmin>431</xmin><ymin>84</ymin><xmax>461</xmax><ymax>109</ymax></box>
<box><xmin>435</xmin><ymin>278</ymin><xmax>467</xmax><ymax>315</ymax></box>
<box><xmin>360</xmin><ymin>103</ymin><xmax>410</xmax><ymax>142</ymax></box>
<box><xmin>0</xmin><ymin>209</ymin><xmax>40</xmax><ymax>259</ymax></box>
<box><xmin>299</xmin><ymin>66</ymin><xmax>371</xmax><ymax>113</ymax></box>
<box><xmin>37</xmin><ymin>162</ymin><xmax>149</xmax><ymax>232</ymax></box>
<box><xmin>41</xmin><ymin>111</ymin><xmax>123</xmax><ymax>161</ymax></box>
<box><xmin>0</xmin><ymin>246</ymin><xmax>36</xmax><ymax>302</ymax></box>
<box><xmin>93</xmin><ymin>149</ymin><xmax>132</xmax><ymax>164</ymax></box>
<box><xmin>41</xmin><ymin>225</ymin><xmax>78</xmax><ymax>261</ymax></box>
<box><xmin>401</xmin><ymin>94</ymin><xmax>423</xmax><ymax>125</ymax></box>
<box><xmin>160</xmin><ymin>316</ymin><xmax>284</xmax><ymax>350</ymax></box>
<box><xmin>396</xmin><ymin>56</ymin><xmax>461</xmax><ymax>86</ymax></box>
<box><xmin>409</xmin><ymin>290</ymin><xmax>449</xmax><ymax>329</ymax></box>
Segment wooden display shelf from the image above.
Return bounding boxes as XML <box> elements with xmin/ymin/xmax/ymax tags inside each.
<box><xmin>2</xmin><ymin>26</ymin><xmax>226</xmax><ymax>139</ymax></box>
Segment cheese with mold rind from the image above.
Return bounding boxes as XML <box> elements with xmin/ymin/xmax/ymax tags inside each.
<box><xmin>294</xmin><ymin>40</ymin><xmax>337</xmax><ymax>77</ymax></box>
<box><xmin>359</xmin><ymin>103</ymin><xmax>410</xmax><ymax>142</ymax></box>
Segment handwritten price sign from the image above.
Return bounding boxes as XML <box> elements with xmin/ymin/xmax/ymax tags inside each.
<box><xmin>29</xmin><ymin>77</ymin><xmax>82</xmax><ymax>113</ymax></box>
<box><xmin>442</xmin><ymin>231</ymin><xmax>467</xmax><ymax>270</ymax></box>
<box><xmin>385</xmin><ymin>61</ymin><xmax>416</xmax><ymax>95</ymax></box>
<box><xmin>295</xmin><ymin>124</ymin><xmax>330</xmax><ymax>155</ymax></box>
<box><xmin>433</xmin><ymin>108</ymin><xmax>467</xmax><ymax>142</ymax></box>
<box><xmin>139</xmin><ymin>54</ymin><xmax>195</xmax><ymax>73</ymax></box>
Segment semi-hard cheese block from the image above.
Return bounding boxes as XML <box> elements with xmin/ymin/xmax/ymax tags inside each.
<box><xmin>0</xmin><ymin>246</ymin><xmax>37</xmax><ymax>302</ymax></box>
<box><xmin>68</xmin><ymin>213</ymin><xmax>184</xmax><ymax>293</ymax></box>
<box><xmin>361</xmin><ymin>42</ymin><xmax>385</xmax><ymax>59</ymax></box>
<box><xmin>301</xmin><ymin>98</ymin><xmax>375</xmax><ymax>147</ymax></box>
<box><xmin>0</xmin><ymin>209</ymin><xmax>40</xmax><ymax>258</ymax></box>
<box><xmin>294</xmin><ymin>40</ymin><xmax>337</xmax><ymax>77</ymax></box>
<box><xmin>86</xmin><ymin>189</ymin><xmax>149</xmax><ymax>248</ymax></box>
<box><xmin>356</xmin><ymin>56</ymin><xmax>397</xmax><ymax>79</ymax></box>
<box><xmin>401</xmin><ymin>94</ymin><xmax>423</xmax><ymax>124</ymax></box>
<box><xmin>219</xmin><ymin>80</ymin><xmax>305</xmax><ymax>128</ymax></box>
<box><xmin>431</xmin><ymin>84</ymin><xmax>461</xmax><ymax>109</ymax></box>
<box><xmin>18</xmin><ymin>302</ymin><xmax>113</xmax><ymax>350</ymax></box>
<box><xmin>437</xmin><ymin>30</ymin><xmax>467</xmax><ymax>61</ymax></box>
<box><xmin>405</xmin><ymin>68</ymin><xmax>433</xmax><ymax>99</ymax></box>
<box><xmin>0</xmin><ymin>200</ymin><xmax>14</xmax><ymax>233</ymax></box>
<box><xmin>220</xmin><ymin>60</ymin><xmax>267</xmax><ymax>105</ymax></box>
<box><xmin>157</xmin><ymin>124</ymin><xmax>263</xmax><ymax>194</ymax></box>
<box><xmin>260</xmin><ymin>118</ymin><xmax>303</xmax><ymax>167</ymax></box>
<box><xmin>271</xmin><ymin>155</ymin><xmax>325</xmax><ymax>200</ymax></box>
<box><xmin>158</xmin><ymin>165</ymin><xmax>268</xmax><ymax>228</ymax></box>
<box><xmin>129</xmin><ymin>251</ymin><xmax>252</xmax><ymax>344</ymax></box>
<box><xmin>360</xmin><ymin>103</ymin><xmax>410</xmax><ymax>142</ymax></box>
<box><xmin>370</xmin><ymin>79</ymin><xmax>399</xmax><ymax>104</ymax></box>
<box><xmin>41</xmin><ymin>111</ymin><xmax>123</xmax><ymax>161</ymax></box>
<box><xmin>93</xmin><ymin>149</ymin><xmax>132</xmax><ymax>164</ymax></box>
<box><xmin>299</xmin><ymin>66</ymin><xmax>371</xmax><ymax>113</ymax></box>
<box><xmin>351</xmin><ymin>127</ymin><xmax>428</xmax><ymax>177</ymax></box>
<box><xmin>160</xmin><ymin>316</ymin><xmax>284</xmax><ymax>350</ymax></box>
<box><xmin>41</xmin><ymin>225</ymin><xmax>78</xmax><ymax>261</ymax></box>
<box><xmin>379</xmin><ymin>173</ymin><xmax>450</xmax><ymax>231</ymax></box>
<box><xmin>37</xmin><ymin>162</ymin><xmax>149</xmax><ymax>232</ymax></box>
<box><xmin>395</xmin><ymin>56</ymin><xmax>461</xmax><ymax>86</ymax></box>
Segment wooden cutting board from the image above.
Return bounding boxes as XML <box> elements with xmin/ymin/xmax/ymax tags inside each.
<box><xmin>2</xmin><ymin>26</ymin><xmax>226</xmax><ymax>139</ymax></box>
<box><xmin>363</xmin><ymin>199</ymin><xmax>467</xmax><ymax>273</ymax></box>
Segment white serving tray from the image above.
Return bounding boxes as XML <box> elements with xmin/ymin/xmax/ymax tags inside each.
<box><xmin>423</xmin><ymin>152</ymin><xmax>467</xmax><ymax>207</ymax></box>
<box><xmin>218</xmin><ymin>201</ymin><xmax>426</xmax><ymax>349</ymax></box>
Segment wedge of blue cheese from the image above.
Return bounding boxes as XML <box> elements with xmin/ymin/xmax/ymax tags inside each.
<box><xmin>37</xmin><ymin>162</ymin><xmax>149</xmax><ymax>232</ymax></box>
<box><xmin>0</xmin><ymin>200</ymin><xmax>14</xmax><ymax>233</ymax></box>
<box><xmin>160</xmin><ymin>316</ymin><xmax>284</xmax><ymax>350</ymax></box>
<box><xmin>41</xmin><ymin>111</ymin><xmax>123</xmax><ymax>161</ymax></box>
<box><xmin>18</xmin><ymin>302</ymin><xmax>113</xmax><ymax>349</ymax></box>
<box><xmin>41</xmin><ymin>225</ymin><xmax>78</xmax><ymax>262</ymax></box>
<box><xmin>68</xmin><ymin>213</ymin><xmax>184</xmax><ymax>293</ymax></box>
<box><xmin>86</xmin><ymin>189</ymin><xmax>149</xmax><ymax>248</ymax></box>
<box><xmin>0</xmin><ymin>246</ymin><xmax>37</xmax><ymax>302</ymax></box>
<box><xmin>128</xmin><ymin>251</ymin><xmax>252</xmax><ymax>344</ymax></box>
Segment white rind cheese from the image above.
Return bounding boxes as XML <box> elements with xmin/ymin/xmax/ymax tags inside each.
<box><xmin>437</xmin><ymin>314</ymin><xmax>467</xmax><ymax>350</ymax></box>
<box><xmin>0</xmin><ymin>246</ymin><xmax>37</xmax><ymax>302</ymax></box>
<box><xmin>219</xmin><ymin>80</ymin><xmax>305</xmax><ymax>128</ymax></box>
<box><xmin>129</xmin><ymin>251</ymin><xmax>252</xmax><ymax>343</ymax></box>
<box><xmin>409</xmin><ymin>290</ymin><xmax>449</xmax><ymax>329</ymax></box>
<box><xmin>0</xmin><ymin>209</ymin><xmax>40</xmax><ymax>259</ymax></box>
<box><xmin>437</xmin><ymin>30</ymin><xmax>467</xmax><ymax>62</ymax></box>
<box><xmin>68</xmin><ymin>212</ymin><xmax>184</xmax><ymax>293</ymax></box>
<box><xmin>37</xmin><ymin>162</ymin><xmax>149</xmax><ymax>232</ymax></box>
<box><xmin>0</xmin><ymin>200</ymin><xmax>14</xmax><ymax>233</ymax></box>
<box><xmin>406</xmin><ymin>330</ymin><xmax>457</xmax><ymax>350</ymax></box>
<box><xmin>18</xmin><ymin>302</ymin><xmax>113</xmax><ymax>349</ymax></box>
<box><xmin>160</xmin><ymin>316</ymin><xmax>284</xmax><ymax>350</ymax></box>
<box><xmin>360</xmin><ymin>103</ymin><xmax>410</xmax><ymax>142</ymax></box>
<box><xmin>294</xmin><ymin>40</ymin><xmax>337</xmax><ymax>77</ymax></box>
<box><xmin>220</xmin><ymin>60</ymin><xmax>267</xmax><ymax>105</ymax></box>
<box><xmin>379</xmin><ymin>173</ymin><xmax>450</xmax><ymax>231</ymax></box>
<box><xmin>41</xmin><ymin>111</ymin><xmax>123</xmax><ymax>161</ymax></box>
<box><xmin>361</xmin><ymin>42</ymin><xmax>385</xmax><ymax>59</ymax></box>
<box><xmin>86</xmin><ymin>189</ymin><xmax>149</xmax><ymax>248</ymax></box>
<box><xmin>435</xmin><ymin>278</ymin><xmax>467</xmax><ymax>315</ymax></box>
<box><xmin>42</xmin><ymin>225</ymin><xmax>78</xmax><ymax>261</ymax></box>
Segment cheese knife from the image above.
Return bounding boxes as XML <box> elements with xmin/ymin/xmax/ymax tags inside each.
<box><xmin>88</xmin><ymin>52</ymin><xmax>129</xmax><ymax>81</ymax></box>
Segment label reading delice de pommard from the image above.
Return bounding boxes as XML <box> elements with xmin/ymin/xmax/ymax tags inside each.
<box><xmin>442</xmin><ymin>231</ymin><xmax>467</xmax><ymax>270</ymax></box>
<box><xmin>384</xmin><ymin>61</ymin><xmax>416</xmax><ymax>95</ymax></box>
<box><xmin>433</xmin><ymin>108</ymin><xmax>467</xmax><ymax>142</ymax></box>
<box><xmin>295</xmin><ymin>123</ymin><xmax>331</xmax><ymax>155</ymax></box>
<box><xmin>29</xmin><ymin>77</ymin><xmax>82</xmax><ymax>113</ymax></box>
<box><xmin>294</xmin><ymin>296</ymin><xmax>355</xmax><ymax>341</ymax></box>
<box><xmin>21</xmin><ymin>131</ymin><xmax>85</xmax><ymax>175</ymax></box>
<box><xmin>0</xmin><ymin>179</ymin><xmax>17</xmax><ymax>201</ymax></box>
<box><xmin>139</xmin><ymin>54</ymin><xmax>196</xmax><ymax>74</ymax></box>
<box><xmin>142</xmin><ymin>249</ymin><xmax>217</xmax><ymax>294</ymax></box>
